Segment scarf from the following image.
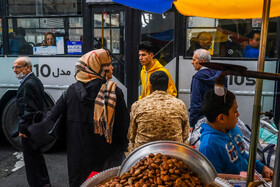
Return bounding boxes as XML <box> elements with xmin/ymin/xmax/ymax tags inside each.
<box><xmin>75</xmin><ymin>49</ymin><xmax>111</xmax><ymax>83</ymax></box>
<box><xmin>94</xmin><ymin>80</ymin><xmax>117</xmax><ymax>144</ymax></box>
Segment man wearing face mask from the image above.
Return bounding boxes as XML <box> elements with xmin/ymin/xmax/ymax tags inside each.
<box><xmin>13</xmin><ymin>56</ymin><xmax>50</xmax><ymax>187</ymax></box>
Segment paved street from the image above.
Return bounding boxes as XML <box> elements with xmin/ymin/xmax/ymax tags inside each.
<box><xmin>0</xmin><ymin>136</ymin><xmax>69</xmax><ymax>187</ymax></box>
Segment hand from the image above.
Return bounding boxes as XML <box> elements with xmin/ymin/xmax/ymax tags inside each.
<box><xmin>262</xmin><ymin>166</ymin><xmax>273</xmax><ymax>178</ymax></box>
<box><xmin>19</xmin><ymin>132</ymin><xmax>28</xmax><ymax>138</ymax></box>
<box><xmin>190</xmin><ymin>127</ymin><xmax>193</xmax><ymax>133</ymax></box>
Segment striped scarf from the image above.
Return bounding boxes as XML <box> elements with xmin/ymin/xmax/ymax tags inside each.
<box><xmin>94</xmin><ymin>80</ymin><xmax>117</xmax><ymax>144</ymax></box>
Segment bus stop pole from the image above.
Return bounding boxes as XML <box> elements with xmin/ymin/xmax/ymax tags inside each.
<box><xmin>247</xmin><ymin>0</ymin><xmax>271</xmax><ymax>185</ymax></box>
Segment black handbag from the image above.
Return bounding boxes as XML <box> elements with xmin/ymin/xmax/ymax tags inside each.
<box><xmin>27</xmin><ymin>90</ymin><xmax>66</xmax><ymax>152</ymax></box>
<box><xmin>27</xmin><ymin>111</ymin><xmax>62</xmax><ymax>151</ymax></box>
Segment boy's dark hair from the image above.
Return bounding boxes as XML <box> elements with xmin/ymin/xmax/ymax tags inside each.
<box><xmin>247</xmin><ymin>30</ymin><xmax>261</xmax><ymax>39</ymax></box>
<box><xmin>202</xmin><ymin>89</ymin><xmax>236</xmax><ymax>123</ymax></box>
<box><xmin>150</xmin><ymin>71</ymin><xmax>169</xmax><ymax>91</ymax></box>
<box><xmin>138</xmin><ymin>41</ymin><xmax>155</xmax><ymax>54</ymax></box>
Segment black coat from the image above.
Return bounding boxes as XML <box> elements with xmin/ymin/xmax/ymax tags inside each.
<box><xmin>50</xmin><ymin>79</ymin><xmax>129</xmax><ymax>187</ymax></box>
<box><xmin>17</xmin><ymin>73</ymin><xmax>45</xmax><ymax>134</ymax></box>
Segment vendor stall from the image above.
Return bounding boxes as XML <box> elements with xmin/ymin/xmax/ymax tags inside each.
<box><xmin>109</xmin><ymin>0</ymin><xmax>280</xmax><ymax>186</ymax></box>
<box><xmin>82</xmin><ymin>141</ymin><xmax>272</xmax><ymax>187</ymax></box>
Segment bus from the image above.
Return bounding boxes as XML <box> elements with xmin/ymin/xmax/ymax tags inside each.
<box><xmin>0</xmin><ymin>0</ymin><xmax>279</xmax><ymax>151</ymax></box>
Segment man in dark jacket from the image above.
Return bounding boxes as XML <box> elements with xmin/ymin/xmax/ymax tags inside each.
<box><xmin>13</xmin><ymin>56</ymin><xmax>50</xmax><ymax>187</ymax></box>
<box><xmin>189</xmin><ymin>49</ymin><xmax>223</xmax><ymax>131</ymax></box>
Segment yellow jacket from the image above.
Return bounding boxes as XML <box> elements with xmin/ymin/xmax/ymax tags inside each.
<box><xmin>139</xmin><ymin>59</ymin><xmax>177</xmax><ymax>100</ymax></box>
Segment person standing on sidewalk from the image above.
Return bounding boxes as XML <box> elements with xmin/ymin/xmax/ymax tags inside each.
<box><xmin>48</xmin><ymin>49</ymin><xmax>129</xmax><ymax>186</ymax></box>
<box><xmin>128</xmin><ymin>71</ymin><xmax>189</xmax><ymax>154</ymax></box>
<box><xmin>138</xmin><ymin>41</ymin><xmax>177</xmax><ymax>100</ymax></box>
<box><xmin>189</xmin><ymin>49</ymin><xmax>224</xmax><ymax>132</ymax></box>
<box><xmin>13</xmin><ymin>56</ymin><xmax>50</xmax><ymax>187</ymax></box>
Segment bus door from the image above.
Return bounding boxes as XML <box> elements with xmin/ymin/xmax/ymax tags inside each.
<box><xmin>92</xmin><ymin>6</ymin><xmax>126</xmax><ymax>88</ymax></box>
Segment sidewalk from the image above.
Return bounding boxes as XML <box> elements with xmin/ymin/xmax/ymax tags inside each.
<box><xmin>0</xmin><ymin>146</ymin><xmax>69</xmax><ymax>187</ymax></box>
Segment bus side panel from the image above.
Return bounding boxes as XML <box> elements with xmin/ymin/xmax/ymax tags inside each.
<box><xmin>0</xmin><ymin>57</ymin><xmax>127</xmax><ymax>103</ymax></box>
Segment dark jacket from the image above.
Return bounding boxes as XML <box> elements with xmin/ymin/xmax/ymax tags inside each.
<box><xmin>9</xmin><ymin>36</ymin><xmax>33</xmax><ymax>55</ymax></box>
<box><xmin>50</xmin><ymin>79</ymin><xmax>129</xmax><ymax>187</ymax></box>
<box><xmin>186</xmin><ymin>42</ymin><xmax>201</xmax><ymax>56</ymax></box>
<box><xmin>17</xmin><ymin>73</ymin><xmax>45</xmax><ymax>134</ymax></box>
<box><xmin>190</xmin><ymin>68</ymin><xmax>221</xmax><ymax>128</ymax></box>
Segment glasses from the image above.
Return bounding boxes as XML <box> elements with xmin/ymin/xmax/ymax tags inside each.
<box><xmin>12</xmin><ymin>65</ymin><xmax>27</xmax><ymax>69</ymax></box>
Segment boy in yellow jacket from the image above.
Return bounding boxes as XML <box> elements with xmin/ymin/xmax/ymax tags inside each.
<box><xmin>138</xmin><ymin>41</ymin><xmax>177</xmax><ymax>100</ymax></box>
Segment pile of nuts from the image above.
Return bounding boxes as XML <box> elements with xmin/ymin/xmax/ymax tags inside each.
<box><xmin>98</xmin><ymin>153</ymin><xmax>204</xmax><ymax>187</ymax></box>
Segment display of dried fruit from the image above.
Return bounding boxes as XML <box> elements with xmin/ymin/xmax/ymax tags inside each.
<box><xmin>98</xmin><ymin>153</ymin><xmax>206</xmax><ymax>187</ymax></box>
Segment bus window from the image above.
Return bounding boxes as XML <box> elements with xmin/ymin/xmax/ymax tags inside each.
<box><xmin>8</xmin><ymin>0</ymin><xmax>82</xmax><ymax>16</ymax></box>
<box><xmin>7</xmin><ymin>17</ymin><xmax>83</xmax><ymax>55</ymax></box>
<box><xmin>93</xmin><ymin>11</ymin><xmax>125</xmax><ymax>84</ymax></box>
<box><xmin>186</xmin><ymin>17</ymin><xmax>277</xmax><ymax>58</ymax></box>
<box><xmin>141</xmin><ymin>12</ymin><xmax>175</xmax><ymax>66</ymax></box>
<box><xmin>93</xmin><ymin>12</ymin><xmax>123</xmax><ymax>54</ymax></box>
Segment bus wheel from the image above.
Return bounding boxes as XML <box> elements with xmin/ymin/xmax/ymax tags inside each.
<box><xmin>1</xmin><ymin>97</ymin><xmax>56</xmax><ymax>152</ymax></box>
<box><xmin>1</xmin><ymin>97</ymin><xmax>22</xmax><ymax>151</ymax></box>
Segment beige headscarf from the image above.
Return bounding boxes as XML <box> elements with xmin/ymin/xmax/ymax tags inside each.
<box><xmin>75</xmin><ymin>49</ymin><xmax>117</xmax><ymax>144</ymax></box>
<box><xmin>75</xmin><ymin>49</ymin><xmax>111</xmax><ymax>83</ymax></box>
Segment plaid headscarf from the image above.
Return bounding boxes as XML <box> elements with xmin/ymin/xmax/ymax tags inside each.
<box><xmin>75</xmin><ymin>49</ymin><xmax>111</xmax><ymax>83</ymax></box>
<box><xmin>75</xmin><ymin>49</ymin><xmax>117</xmax><ymax>143</ymax></box>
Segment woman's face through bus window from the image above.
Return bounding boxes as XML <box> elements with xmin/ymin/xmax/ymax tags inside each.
<box><xmin>46</xmin><ymin>34</ymin><xmax>55</xmax><ymax>46</ymax></box>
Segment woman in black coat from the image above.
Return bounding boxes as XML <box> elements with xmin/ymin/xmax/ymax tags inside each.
<box><xmin>49</xmin><ymin>49</ymin><xmax>129</xmax><ymax>187</ymax></box>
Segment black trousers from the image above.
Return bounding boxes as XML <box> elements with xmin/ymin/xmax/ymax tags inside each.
<box><xmin>22</xmin><ymin>137</ymin><xmax>50</xmax><ymax>187</ymax></box>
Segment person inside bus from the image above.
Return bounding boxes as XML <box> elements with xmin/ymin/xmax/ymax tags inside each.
<box><xmin>41</xmin><ymin>32</ymin><xmax>56</xmax><ymax>46</ymax></box>
<box><xmin>138</xmin><ymin>41</ymin><xmax>177</xmax><ymax>99</ymax></box>
<box><xmin>9</xmin><ymin>32</ymin><xmax>16</xmax><ymax>40</ymax></box>
<box><xmin>9</xmin><ymin>27</ymin><xmax>33</xmax><ymax>55</ymax></box>
<box><xmin>187</xmin><ymin>31</ymin><xmax>212</xmax><ymax>56</ymax></box>
<box><xmin>242</xmin><ymin>30</ymin><xmax>260</xmax><ymax>58</ymax></box>
<box><xmin>45</xmin><ymin>49</ymin><xmax>129</xmax><ymax>187</ymax></box>
<box><xmin>199</xmin><ymin>88</ymin><xmax>273</xmax><ymax>178</ymax></box>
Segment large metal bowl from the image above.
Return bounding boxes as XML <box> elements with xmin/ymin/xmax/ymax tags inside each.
<box><xmin>81</xmin><ymin>166</ymin><xmax>120</xmax><ymax>187</ymax></box>
<box><xmin>118</xmin><ymin>140</ymin><xmax>217</xmax><ymax>185</ymax></box>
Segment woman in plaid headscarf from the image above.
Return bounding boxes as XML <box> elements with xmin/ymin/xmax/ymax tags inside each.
<box><xmin>49</xmin><ymin>49</ymin><xmax>129</xmax><ymax>187</ymax></box>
